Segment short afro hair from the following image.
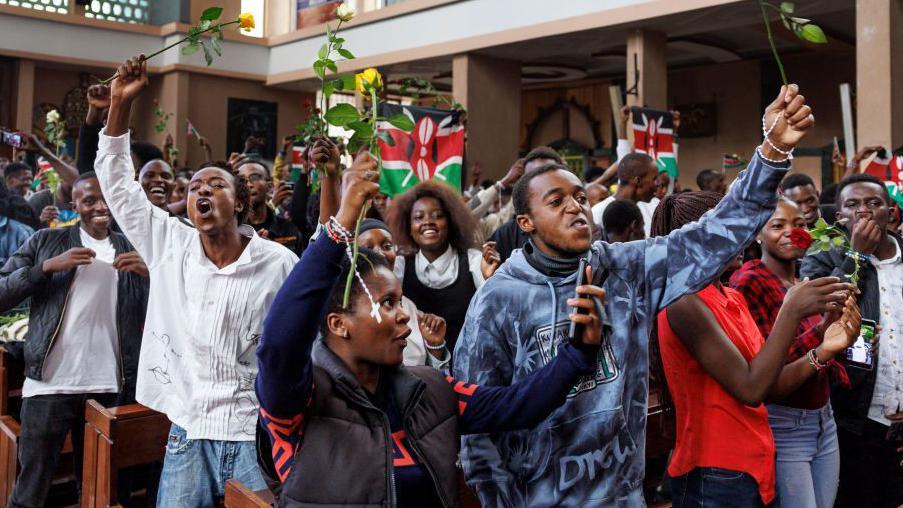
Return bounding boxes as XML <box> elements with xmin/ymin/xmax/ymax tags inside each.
<box><xmin>835</xmin><ymin>173</ymin><xmax>892</xmax><ymax>210</ymax></box>
<box><xmin>523</xmin><ymin>146</ymin><xmax>564</xmax><ymax>168</ymax></box>
<box><xmin>512</xmin><ymin>162</ymin><xmax>572</xmax><ymax>216</ymax></box>
<box><xmin>130</xmin><ymin>141</ymin><xmax>164</xmax><ymax>168</ymax></box>
<box><xmin>602</xmin><ymin>199</ymin><xmax>643</xmax><ymax>236</ymax></box>
<box><xmin>3</xmin><ymin>162</ymin><xmax>32</xmax><ymax>179</ymax></box>
<box><xmin>319</xmin><ymin>247</ymin><xmax>392</xmax><ymax>337</ymax></box>
<box><xmin>617</xmin><ymin>153</ymin><xmax>655</xmax><ymax>185</ymax></box>
<box><xmin>696</xmin><ymin>169</ymin><xmax>722</xmax><ymax>191</ymax></box>
<box><xmin>780</xmin><ymin>173</ymin><xmax>816</xmax><ymax>193</ymax></box>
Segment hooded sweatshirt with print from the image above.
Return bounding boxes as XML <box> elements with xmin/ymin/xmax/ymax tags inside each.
<box><xmin>453</xmin><ymin>153</ymin><xmax>789</xmax><ymax>507</ymax></box>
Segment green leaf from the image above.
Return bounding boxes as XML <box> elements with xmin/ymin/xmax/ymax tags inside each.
<box><xmin>797</xmin><ymin>23</ymin><xmax>827</xmax><ymax>43</ymax></box>
<box><xmin>832</xmin><ymin>236</ymin><xmax>845</xmax><ymax>246</ymax></box>
<box><xmin>318</xmin><ymin>43</ymin><xmax>329</xmax><ymax>60</ymax></box>
<box><xmin>789</xmin><ymin>16</ymin><xmax>811</xmax><ymax>24</ymax></box>
<box><xmin>313</xmin><ymin>61</ymin><xmax>326</xmax><ymax>80</ymax></box>
<box><xmin>181</xmin><ymin>41</ymin><xmax>201</xmax><ymax>55</ymax></box>
<box><xmin>325</xmin><ymin>59</ymin><xmax>338</xmax><ymax>73</ymax></box>
<box><xmin>326</xmin><ymin>23</ymin><xmax>332</xmax><ymax>40</ymax></box>
<box><xmin>386</xmin><ymin>113</ymin><xmax>415</xmax><ymax>132</ymax></box>
<box><xmin>201</xmin><ymin>41</ymin><xmax>213</xmax><ymax>66</ymax></box>
<box><xmin>333</xmin><ymin>37</ymin><xmax>345</xmax><ymax>44</ymax></box>
<box><xmin>780</xmin><ymin>1</ymin><xmax>794</xmax><ymax>14</ymax></box>
<box><xmin>340</xmin><ymin>74</ymin><xmax>356</xmax><ymax>90</ymax></box>
<box><xmin>337</xmin><ymin>48</ymin><xmax>355</xmax><ymax>60</ymax></box>
<box><xmin>210</xmin><ymin>36</ymin><xmax>222</xmax><ymax>56</ymax></box>
<box><xmin>814</xmin><ymin>217</ymin><xmax>829</xmax><ymax>230</ymax></box>
<box><xmin>200</xmin><ymin>6</ymin><xmax>223</xmax><ymax>21</ymax></box>
<box><xmin>324</xmin><ymin>103</ymin><xmax>361</xmax><ymax>126</ymax></box>
<box><xmin>199</xmin><ymin>19</ymin><xmax>211</xmax><ymax>31</ymax></box>
<box><xmin>323</xmin><ymin>81</ymin><xmax>336</xmax><ymax>98</ymax></box>
<box><xmin>329</xmin><ymin>78</ymin><xmax>345</xmax><ymax>92</ymax></box>
<box><xmin>347</xmin><ymin>121</ymin><xmax>373</xmax><ymax>139</ymax></box>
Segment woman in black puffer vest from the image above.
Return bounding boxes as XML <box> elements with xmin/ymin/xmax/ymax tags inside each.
<box><xmin>255</xmin><ymin>156</ymin><xmax>603</xmax><ymax>507</ymax></box>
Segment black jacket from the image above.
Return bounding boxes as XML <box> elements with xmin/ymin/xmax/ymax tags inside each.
<box><xmin>0</xmin><ymin>226</ymin><xmax>149</xmax><ymax>404</ymax></box>
<box><xmin>258</xmin><ymin>341</ymin><xmax>461</xmax><ymax>508</ymax></box>
<box><xmin>800</xmin><ymin>232</ymin><xmax>903</xmax><ymax>435</ymax></box>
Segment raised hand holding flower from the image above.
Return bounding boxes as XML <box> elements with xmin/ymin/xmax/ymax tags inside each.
<box><xmin>101</xmin><ymin>7</ymin><xmax>255</xmax><ymax>84</ymax></box>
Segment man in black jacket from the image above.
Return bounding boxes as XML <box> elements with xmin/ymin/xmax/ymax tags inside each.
<box><xmin>0</xmin><ymin>172</ymin><xmax>149</xmax><ymax>508</ymax></box>
<box><xmin>801</xmin><ymin>173</ymin><xmax>903</xmax><ymax>508</ymax></box>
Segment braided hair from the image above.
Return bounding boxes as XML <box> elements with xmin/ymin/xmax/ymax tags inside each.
<box><xmin>649</xmin><ymin>191</ymin><xmax>724</xmax><ymax>237</ymax></box>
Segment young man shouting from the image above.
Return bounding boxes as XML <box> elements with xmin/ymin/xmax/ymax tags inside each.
<box><xmin>95</xmin><ymin>56</ymin><xmax>298</xmax><ymax>506</ymax></box>
<box><xmin>454</xmin><ymin>85</ymin><xmax>816</xmax><ymax>506</ymax></box>
<box><xmin>0</xmin><ymin>172</ymin><xmax>149</xmax><ymax>508</ymax></box>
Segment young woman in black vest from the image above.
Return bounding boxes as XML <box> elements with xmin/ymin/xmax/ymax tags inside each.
<box><xmin>255</xmin><ymin>156</ymin><xmax>605</xmax><ymax>507</ymax></box>
<box><xmin>386</xmin><ymin>181</ymin><xmax>499</xmax><ymax>355</ymax></box>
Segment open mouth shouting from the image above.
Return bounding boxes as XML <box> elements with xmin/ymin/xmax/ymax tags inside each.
<box><xmin>569</xmin><ymin>216</ymin><xmax>589</xmax><ymax>232</ymax></box>
<box><xmin>195</xmin><ymin>198</ymin><xmax>214</xmax><ymax>219</ymax></box>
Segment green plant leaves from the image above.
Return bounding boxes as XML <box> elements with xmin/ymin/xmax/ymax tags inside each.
<box><xmin>199</xmin><ymin>19</ymin><xmax>212</xmax><ymax>31</ymax></box>
<box><xmin>181</xmin><ymin>41</ymin><xmax>201</xmax><ymax>55</ymax></box>
<box><xmin>318</xmin><ymin>44</ymin><xmax>329</xmax><ymax>59</ymax></box>
<box><xmin>201</xmin><ymin>7</ymin><xmax>222</xmax><ymax>21</ymax></box>
<box><xmin>210</xmin><ymin>36</ymin><xmax>223</xmax><ymax>56</ymax></box>
<box><xmin>780</xmin><ymin>1</ymin><xmax>794</xmax><ymax>13</ymax></box>
<box><xmin>386</xmin><ymin>114</ymin><xmax>415</xmax><ymax>132</ymax></box>
<box><xmin>313</xmin><ymin>61</ymin><xmax>326</xmax><ymax>80</ymax></box>
<box><xmin>201</xmin><ymin>40</ymin><xmax>213</xmax><ymax>66</ymax></box>
<box><xmin>797</xmin><ymin>23</ymin><xmax>827</xmax><ymax>43</ymax></box>
<box><xmin>337</xmin><ymin>48</ymin><xmax>355</xmax><ymax>60</ymax></box>
<box><xmin>324</xmin><ymin>103</ymin><xmax>361</xmax><ymax>126</ymax></box>
<box><xmin>347</xmin><ymin>120</ymin><xmax>373</xmax><ymax>139</ymax></box>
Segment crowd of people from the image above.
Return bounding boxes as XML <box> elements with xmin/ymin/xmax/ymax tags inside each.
<box><xmin>0</xmin><ymin>54</ymin><xmax>901</xmax><ymax>508</ymax></box>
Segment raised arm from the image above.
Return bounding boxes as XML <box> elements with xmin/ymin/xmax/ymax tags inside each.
<box><xmin>95</xmin><ymin>55</ymin><xmax>187</xmax><ymax>268</ymax></box>
<box><xmin>642</xmin><ymin>85</ymin><xmax>814</xmax><ymax>311</ymax></box>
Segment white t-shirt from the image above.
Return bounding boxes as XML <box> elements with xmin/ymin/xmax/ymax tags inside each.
<box><xmin>867</xmin><ymin>240</ymin><xmax>903</xmax><ymax>425</ymax></box>
<box><xmin>23</xmin><ymin>229</ymin><xmax>120</xmax><ymax>397</ymax></box>
<box><xmin>593</xmin><ymin>196</ymin><xmax>656</xmax><ymax>239</ymax></box>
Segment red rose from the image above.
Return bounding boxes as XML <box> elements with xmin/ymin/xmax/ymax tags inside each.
<box><xmin>789</xmin><ymin>228</ymin><xmax>814</xmax><ymax>250</ymax></box>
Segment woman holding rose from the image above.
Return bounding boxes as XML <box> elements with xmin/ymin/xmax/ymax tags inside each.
<box><xmin>729</xmin><ymin>198</ymin><xmax>853</xmax><ymax>507</ymax></box>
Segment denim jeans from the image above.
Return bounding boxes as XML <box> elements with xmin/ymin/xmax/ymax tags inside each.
<box><xmin>9</xmin><ymin>392</ymin><xmax>118</xmax><ymax>508</ymax></box>
<box><xmin>670</xmin><ymin>467</ymin><xmax>764</xmax><ymax>508</ymax></box>
<box><xmin>767</xmin><ymin>403</ymin><xmax>839</xmax><ymax>508</ymax></box>
<box><xmin>156</xmin><ymin>424</ymin><xmax>266</xmax><ymax>508</ymax></box>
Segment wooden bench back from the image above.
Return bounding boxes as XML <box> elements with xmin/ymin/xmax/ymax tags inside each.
<box><xmin>81</xmin><ymin>400</ymin><xmax>170</xmax><ymax>508</ymax></box>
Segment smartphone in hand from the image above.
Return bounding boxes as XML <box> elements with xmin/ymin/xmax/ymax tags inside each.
<box><xmin>568</xmin><ymin>258</ymin><xmax>589</xmax><ymax>343</ymax></box>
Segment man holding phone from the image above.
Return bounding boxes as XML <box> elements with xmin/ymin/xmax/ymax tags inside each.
<box><xmin>454</xmin><ymin>84</ymin><xmax>815</xmax><ymax>506</ymax></box>
<box><xmin>802</xmin><ymin>173</ymin><xmax>903</xmax><ymax>507</ymax></box>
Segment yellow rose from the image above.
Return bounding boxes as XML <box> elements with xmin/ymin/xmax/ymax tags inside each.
<box><xmin>355</xmin><ymin>68</ymin><xmax>383</xmax><ymax>96</ymax></box>
<box><xmin>238</xmin><ymin>12</ymin><xmax>255</xmax><ymax>32</ymax></box>
<box><xmin>336</xmin><ymin>4</ymin><xmax>355</xmax><ymax>22</ymax></box>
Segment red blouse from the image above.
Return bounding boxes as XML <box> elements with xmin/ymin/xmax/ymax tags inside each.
<box><xmin>658</xmin><ymin>284</ymin><xmax>776</xmax><ymax>505</ymax></box>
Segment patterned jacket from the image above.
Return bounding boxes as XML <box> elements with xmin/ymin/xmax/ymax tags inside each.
<box><xmin>453</xmin><ymin>153</ymin><xmax>789</xmax><ymax>507</ymax></box>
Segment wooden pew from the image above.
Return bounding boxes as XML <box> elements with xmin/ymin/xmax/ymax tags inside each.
<box><xmin>0</xmin><ymin>416</ymin><xmax>19</xmax><ymax>506</ymax></box>
<box><xmin>81</xmin><ymin>400</ymin><xmax>170</xmax><ymax>508</ymax></box>
<box><xmin>0</xmin><ymin>346</ymin><xmax>24</xmax><ymax>420</ymax></box>
<box><xmin>224</xmin><ymin>479</ymin><xmax>273</xmax><ymax>508</ymax></box>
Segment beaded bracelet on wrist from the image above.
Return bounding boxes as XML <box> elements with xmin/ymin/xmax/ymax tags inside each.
<box><xmin>424</xmin><ymin>341</ymin><xmax>448</xmax><ymax>351</ymax></box>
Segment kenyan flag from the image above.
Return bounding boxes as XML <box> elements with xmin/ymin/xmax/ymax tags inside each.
<box><xmin>376</xmin><ymin>103</ymin><xmax>464</xmax><ymax>197</ymax></box>
<box><xmin>632</xmin><ymin>107</ymin><xmax>678</xmax><ymax>178</ymax></box>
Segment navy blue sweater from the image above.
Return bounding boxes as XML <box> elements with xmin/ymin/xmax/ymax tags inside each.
<box><xmin>255</xmin><ymin>233</ymin><xmax>597</xmax><ymax>482</ymax></box>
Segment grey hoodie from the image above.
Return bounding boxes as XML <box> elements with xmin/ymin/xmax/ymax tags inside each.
<box><xmin>453</xmin><ymin>153</ymin><xmax>788</xmax><ymax>507</ymax></box>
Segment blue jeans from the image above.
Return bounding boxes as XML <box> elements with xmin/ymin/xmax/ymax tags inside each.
<box><xmin>671</xmin><ymin>467</ymin><xmax>764</xmax><ymax>508</ymax></box>
<box><xmin>767</xmin><ymin>403</ymin><xmax>840</xmax><ymax>508</ymax></box>
<box><xmin>156</xmin><ymin>424</ymin><xmax>266</xmax><ymax>508</ymax></box>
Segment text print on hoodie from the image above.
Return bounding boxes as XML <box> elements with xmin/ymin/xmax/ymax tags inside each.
<box><xmin>453</xmin><ymin>153</ymin><xmax>789</xmax><ymax>507</ymax></box>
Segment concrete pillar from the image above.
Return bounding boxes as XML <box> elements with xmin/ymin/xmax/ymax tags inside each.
<box><xmin>856</xmin><ymin>0</ymin><xmax>903</xmax><ymax>150</ymax></box>
<box><xmin>14</xmin><ymin>60</ymin><xmax>34</xmax><ymax>135</ymax></box>
<box><xmin>158</xmin><ymin>71</ymin><xmax>190</xmax><ymax>165</ymax></box>
<box><xmin>625</xmin><ymin>29</ymin><xmax>668</xmax><ymax>110</ymax></box>
<box><xmin>452</xmin><ymin>53</ymin><xmax>521</xmax><ymax>183</ymax></box>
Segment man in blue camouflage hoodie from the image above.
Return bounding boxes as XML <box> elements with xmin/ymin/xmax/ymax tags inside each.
<box><xmin>453</xmin><ymin>84</ymin><xmax>816</xmax><ymax>506</ymax></box>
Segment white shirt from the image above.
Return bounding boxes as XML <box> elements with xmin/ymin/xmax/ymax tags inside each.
<box><xmin>591</xmin><ymin>196</ymin><xmax>616</xmax><ymax>230</ymax></box>
<box><xmin>22</xmin><ymin>229</ymin><xmax>120</xmax><ymax>397</ymax></box>
<box><xmin>393</xmin><ymin>246</ymin><xmax>484</xmax><ymax>290</ymax></box>
<box><xmin>96</xmin><ymin>132</ymin><xmax>298</xmax><ymax>441</ymax></box>
<box><xmin>868</xmin><ymin>240</ymin><xmax>903</xmax><ymax>425</ymax></box>
<box><xmin>637</xmin><ymin>197</ymin><xmax>660</xmax><ymax>237</ymax></box>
